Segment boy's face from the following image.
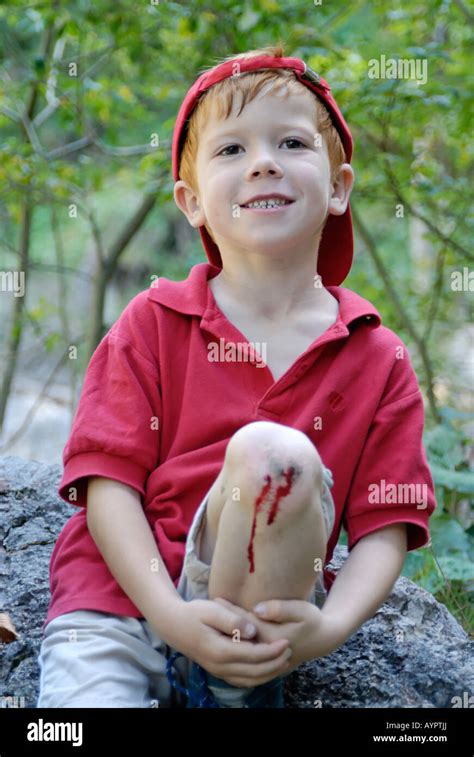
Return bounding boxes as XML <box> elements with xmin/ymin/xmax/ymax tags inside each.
<box><xmin>174</xmin><ymin>86</ymin><xmax>354</xmax><ymax>265</ymax></box>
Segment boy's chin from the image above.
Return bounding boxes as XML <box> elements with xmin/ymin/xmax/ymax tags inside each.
<box><xmin>218</xmin><ymin>244</ymin><xmax>310</xmax><ymax>263</ymax></box>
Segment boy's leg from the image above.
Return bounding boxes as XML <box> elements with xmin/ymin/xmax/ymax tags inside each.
<box><xmin>184</xmin><ymin>420</ymin><xmax>329</xmax><ymax>707</ymax></box>
<box><xmin>204</xmin><ymin>420</ymin><xmax>329</xmax><ymax>612</ymax></box>
<box><xmin>167</xmin><ymin>420</ymin><xmax>332</xmax><ymax>706</ymax></box>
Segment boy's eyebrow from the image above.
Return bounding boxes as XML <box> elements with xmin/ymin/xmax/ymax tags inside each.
<box><xmin>204</xmin><ymin>122</ymin><xmax>316</xmax><ymax>147</ymax></box>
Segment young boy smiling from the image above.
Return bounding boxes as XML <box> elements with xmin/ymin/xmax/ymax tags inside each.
<box><xmin>37</xmin><ymin>45</ymin><xmax>436</xmax><ymax>709</ymax></box>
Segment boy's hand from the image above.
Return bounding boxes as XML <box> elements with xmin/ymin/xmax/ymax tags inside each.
<box><xmin>171</xmin><ymin>598</ymin><xmax>292</xmax><ymax>688</ymax></box>
<box><xmin>214</xmin><ymin>597</ymin><xmax>344</xmax><ymax>673</ymax></box>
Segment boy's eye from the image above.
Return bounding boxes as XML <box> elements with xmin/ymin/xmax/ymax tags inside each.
<box><xmin>217</xmin><ymin>138</ymin><xmax>306</xmax><ymax>157</ymax></box>
<box><xmin>282</xmin><ymin>138</ymin><xmax>305</xmax><ymax>149</ymax></box>
<box><xmin>218</xmin><ymin>144</ymin><xmax>241</xmax><ymax>156</ymax></box>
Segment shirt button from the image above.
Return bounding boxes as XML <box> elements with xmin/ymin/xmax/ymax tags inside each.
<box><xmin>365</xmin><ymin>315</ymin><xmax>372</xmax><ymax>320</ymax></box>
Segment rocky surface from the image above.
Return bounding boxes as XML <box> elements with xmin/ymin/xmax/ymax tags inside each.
<box><xmin>0</xmin><ymin>455</ymin><xmax>472</xmax><ymax>708</ymax></box>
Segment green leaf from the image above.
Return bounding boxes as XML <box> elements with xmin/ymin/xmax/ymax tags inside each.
<box><xmin>430</xmin><ymin>515</ymin><xmax>471</xmax><ymax>553</ymax></box>
<box><xmin>435</xmin><ymin>556</ymin><xmax>474</xmax><ymax>582</ymax></box>
<box><xmin>44</xmin><ymin>332</ymin><xmax>61</xmax><ymax>352</ymax></box>
<box><xmin>439</xmin><ymin>406</ymin><xmax>474</xmax><ymax>422</ymax></box>
<box><xmin>430</xmin><ymin>464</ymin><xmax>474</xmax><ymax>494</ymax></box>
<box><xmin>237</xmin><ymin>10</ymin><xmax>261</xmax><ymax>32</ymax></box>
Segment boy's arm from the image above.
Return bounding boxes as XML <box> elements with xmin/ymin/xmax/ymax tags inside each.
<box><xmin>86</xmin><ymin>477</ymin><xmax>184</xmax><ymax>645</ymax></box>
<box><xmin>319</xmin><ymin>522</ymin><xmax>408</xmax><ymax>648</ymax></box>
<box><xmin>86</xmin><ymin>477</ymin><xmax>263</xmax><ymax>661</ymax></box>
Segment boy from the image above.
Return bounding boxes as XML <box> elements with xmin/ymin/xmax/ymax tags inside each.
<box><xmin>37</xmin><ymin>44</ymin><xmax>436</xmax><ymax>709</ymax></box>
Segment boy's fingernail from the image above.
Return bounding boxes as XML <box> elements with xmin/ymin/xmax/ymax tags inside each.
<box><xmin>285</xmin><ymin>648</ymin><xmax>293</xmax><ymax>659</ymax></box>
<box><xmin>245</xmin><ymin>623</ymin><xmax>257</xmax><ymax>637</ymax></box>
<box><xmin>254</xmin><ymin>603</ymin><xmax>266</xmax><ymax>615</ymax></box>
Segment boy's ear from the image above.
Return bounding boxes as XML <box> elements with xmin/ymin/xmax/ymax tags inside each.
<box><xmin>173</xmin><ymin>180</ymin><xmax>206</xmax><ymax>228</ymax></box>
<box><xmin>328</xmin><ymin>163</ymin><xmax>355</xmax><ymax>217</ymax></box>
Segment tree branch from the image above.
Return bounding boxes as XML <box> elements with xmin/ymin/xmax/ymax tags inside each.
<box><xmin>454</xmin><ymin>0</ymin><xmax>474</xmax><ymax>23</ymax></box>
<box><xmin>33</xmin><ymin>36</ymin><xmax>66</xmax><ymax>127</ymax></box>
<box><xmin>0</xmin><ymin>337</ymin><xmax>84</xmax><ymax>454</ymax></box>
<box><xmin>44</xmin><ymin>134</ymin><xmax>96</xmax><ymax>160</ymax></box>
<box><xmin>383</xmin><ymin>158</ymin><xmax>473</xmax><ymax>261</ymax></box>
<box><xmin>94</xmin><ymin>138</ymin><xmax>160</xmax><ymax>158</ymax></box>
<box><xmin>106</xmin><ymin>189</ymin><xmax>159</xmax><ymax>274</ymax></box>
<box><xmin>0</xmin><ymin>104</ymin><xmax>21</xmax><ymax>123</ymax></box>
<box><xmin>351</xmin><ymin>202</ymin><xmax>441</xmax><ymax>423</ymax></box>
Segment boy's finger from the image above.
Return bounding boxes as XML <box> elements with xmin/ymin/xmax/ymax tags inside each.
<box><xmin>214</xmin><ymin>597</ymin><xmax>238</xmax><ymax>610</ymax></box>
<box><xmin>206</xmin><ymin>603</ymin><xmax>258</xmax><ymax>639</ymax></box>
<box><xmin>221</xmin><ymin>639</ymin><xmax>292</xmax><ymax>671</ymax></box>
<box><xmin>214</xmin><ymin>597</ymin><xmax>252</xmax><ymax>618</ymax></box>
<box><xmin>217</xmin><ymin>636</ymin><xmax>290</xmax><ymax>665</ymax></box>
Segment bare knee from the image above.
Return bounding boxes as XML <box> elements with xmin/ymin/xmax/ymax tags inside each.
<box><xmin>224</xmin><ymin>421</ymin><xmax>323</xmax><ymax>509</ymax></box>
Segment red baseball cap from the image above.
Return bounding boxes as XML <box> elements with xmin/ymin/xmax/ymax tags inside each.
<box><xmin>172</xmin><ymin>55</ymin><xmax>354</xmax><ymax>286</ymax></box>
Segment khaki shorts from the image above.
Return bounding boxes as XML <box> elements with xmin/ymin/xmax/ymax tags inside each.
<box><xmin>36</xmin><ymin>467</ymin><xmax>335</xmax><ymax>708</ymax></box>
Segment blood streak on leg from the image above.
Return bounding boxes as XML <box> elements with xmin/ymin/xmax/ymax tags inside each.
<box><xmin>247</xmin><ymin>474</ymin><xmax>272</xmax><ymax>573</ymax></box>
<box><xmin>246</xmin><ymin>466</ymin><xmax>296</xmax><ymax>573</ymax></box>
<box><xmin>267</xmin><ymin>467</ymin><xmax>295</xmax><ymax>525</ymax></box>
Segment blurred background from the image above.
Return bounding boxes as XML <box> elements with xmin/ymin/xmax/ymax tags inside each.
<box><xmin>0</xmin><ymin>0</ymin><xmax>472</xmax><ymax>632</ymax></box>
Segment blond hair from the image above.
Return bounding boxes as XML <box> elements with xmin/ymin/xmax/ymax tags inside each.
<box><xmin>179</xmin><ymin>43</ymin><xmax>347</xmax><ymax>243</ymax></box>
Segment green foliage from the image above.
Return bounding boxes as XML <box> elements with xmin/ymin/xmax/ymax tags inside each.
<box><xmin>402</xmin><ymin>412</ymin><xmax>473</xmax><ymax>632</ymax></box>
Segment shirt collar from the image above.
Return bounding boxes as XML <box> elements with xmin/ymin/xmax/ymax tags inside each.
<box><xmin>147</xmin><ymin>262</ymin><xmax>382</xmax><ymax>329</ymax></box>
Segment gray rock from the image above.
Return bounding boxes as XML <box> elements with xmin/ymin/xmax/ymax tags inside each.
<box><xmin>285</xmin><ymin>551</ymin><xmax>474</xmax><ymax>708</ymax></box>
<box><xmin>0</xmin><ymin>455</ymin><xmax>472</xmax><ymax>708</ymax></box>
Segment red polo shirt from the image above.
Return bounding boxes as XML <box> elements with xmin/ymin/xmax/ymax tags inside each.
<box><xmin>44</xmin><ymin>262</ymin><xmax>437</xmax><ymax>630</ymax></box>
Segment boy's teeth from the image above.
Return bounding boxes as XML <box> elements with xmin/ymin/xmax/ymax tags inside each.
<box><xmin>244</xmin><ymin>198</ymin><xmax>290</xmax><ymax>208</ymax></box>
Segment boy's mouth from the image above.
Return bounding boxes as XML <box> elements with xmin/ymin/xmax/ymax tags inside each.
<box><xmin>240</xmin><ymin>196</ymin><xmax>295</xmax><ymax>211</ymax></box>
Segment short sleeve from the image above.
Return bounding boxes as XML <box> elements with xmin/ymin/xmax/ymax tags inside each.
<box><xmin>343</xmin><ymin>347</ymin><xmax>437</xmax><ymax>552</ymax></box>
<box><xmin>58</xmin><ymin>293</ymin><xmax>161</xmax><ymax>508</ymax></box>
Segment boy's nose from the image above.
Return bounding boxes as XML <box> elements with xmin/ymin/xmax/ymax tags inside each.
<box><xmin>246</xmin><ymin>155</ymin><xmax>284</xmax><ymax>178</ymax></box>
<box><xmin>251</xmin><ymin>167</ymin><xmax>278</xmax><ymax>177</ymax></box>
